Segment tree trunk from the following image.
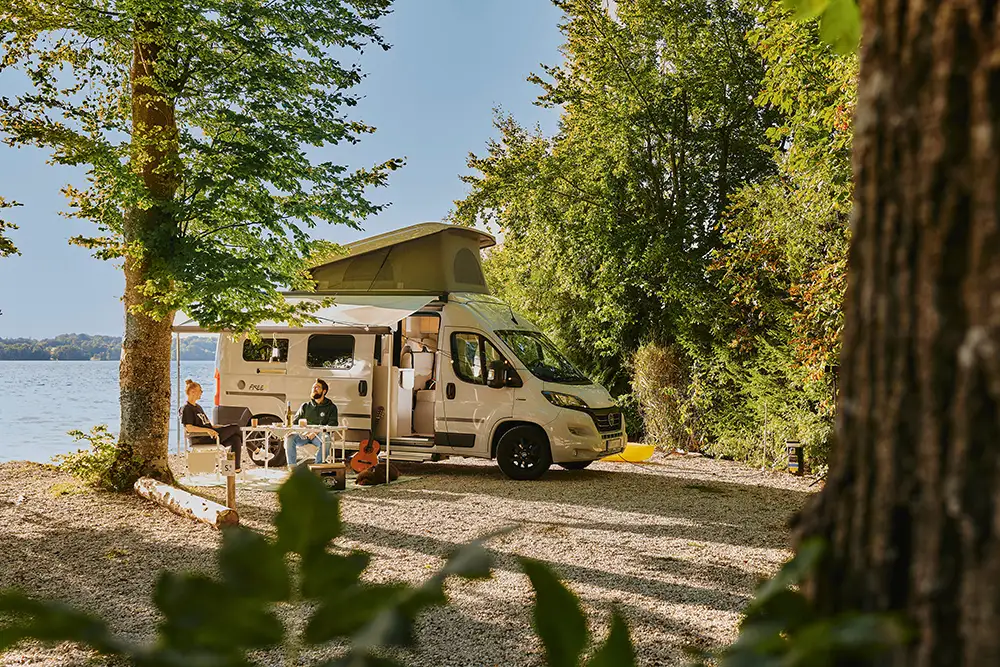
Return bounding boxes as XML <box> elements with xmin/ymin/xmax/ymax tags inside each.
<box><xmin>115</xmin><ymin>24</ymin><xmax>180</xmax><ymax>484</ymax></box>
<box><xmin>796</xmin><ymin>1</ymin><xmax>1000</xmax><ymax>664</ymax></box>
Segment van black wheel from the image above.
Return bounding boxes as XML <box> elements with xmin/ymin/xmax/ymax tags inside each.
<box><xmin>246</xmin><ymin>416</ymin><xmax>287</xmax><ymax>468</ymax></box>
<box><xmin>495</xmin><ymin>426</ymin><xmax>551</xmax><ymax>481</ymax></box>
<box><xmin>558</xmin><ymin>461</ymin><xmax>593</xmax><ymax>471</ymax></box>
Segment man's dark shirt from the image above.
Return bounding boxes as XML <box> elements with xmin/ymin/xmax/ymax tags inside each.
<box><xmin>294</xmin><ymin>397</ymin><xmax>338</xmax><ymax>427</ymax></box>
<box><xmin>180</xmin><ymin>402</ymin><xmax>215</xmax><ymax>444</ymax></box>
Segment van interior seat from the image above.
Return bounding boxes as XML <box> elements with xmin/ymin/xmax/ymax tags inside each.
<box><xmin>410</xmin><ymin>351</ymin><xmax>435</xmax><ymax>390</ymax></box>
<box><xmin>413</xmin><ymin>389</ymin><xmax>435</xmax><ymax>435</ymax></box>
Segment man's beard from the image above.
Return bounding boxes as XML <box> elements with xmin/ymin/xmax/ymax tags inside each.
<box><xmin>311</xmin><ymin>392</ymin><xmax>323</xmax><ymax>400</ymax></box>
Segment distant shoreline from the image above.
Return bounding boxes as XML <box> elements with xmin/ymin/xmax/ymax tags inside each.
<box><xmin>0</xmin><ymin>334</ymin><xmax>216</xmax><ymax>361</ymax></box>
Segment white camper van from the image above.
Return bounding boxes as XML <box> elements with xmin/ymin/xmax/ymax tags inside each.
<box><xmin>201</xmin><ymin>223</ymin><xmax>625</xmax><ymax>480</ymax></box>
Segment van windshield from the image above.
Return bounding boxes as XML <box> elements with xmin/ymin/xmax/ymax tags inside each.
<box><xmin>496</xmin><ymin>330</ymin><xmax>590</xmax><ymax>385</ymax></box>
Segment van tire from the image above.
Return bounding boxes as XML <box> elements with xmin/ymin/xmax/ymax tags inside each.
<box><xmin>558</xmin><ymin>461</ymin><xmax>593</xmax><ymax>471</ymax></box>
<box><xmin>495</xmin><ymin>426</ymin><xmax>551</xmax><ymax>481</ymax></box>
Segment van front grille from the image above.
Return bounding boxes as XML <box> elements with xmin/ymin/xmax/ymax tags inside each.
<box><xmin>590</xmin><ymin>410</ymin><xmax>623</xmax><ymax>433</ymax></box>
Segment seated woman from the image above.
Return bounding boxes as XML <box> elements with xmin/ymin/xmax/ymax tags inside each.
<box><xmin>180</xmin><ymin>379</ymin><xmax>244</xmax><ymax>473</ymax></box>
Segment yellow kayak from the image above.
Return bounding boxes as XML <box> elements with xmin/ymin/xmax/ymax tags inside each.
<box><xmin>601</xmin><ymin>443</ymin><xmax>655</xmax><ymax>463</ymax></box>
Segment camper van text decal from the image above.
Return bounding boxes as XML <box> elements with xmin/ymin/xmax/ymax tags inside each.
<box><xmin>248</xmin><ymin>383</ymin><xmax>266</xmax><ymax>392</ymax></box>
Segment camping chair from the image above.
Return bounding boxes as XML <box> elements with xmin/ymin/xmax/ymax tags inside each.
<box><xmin>186</xmin><ymin>433</ymin><xmax>227</xmax><ymax>475</ymax></box>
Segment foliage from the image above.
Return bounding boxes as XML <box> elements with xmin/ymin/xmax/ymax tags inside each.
<box><xmin>457</xmin><ymin>0</ymin><xmax>856</xmax><ymax>466</ymax></box>
<box><xmin>690</xmin><ymin>539</ymin><xmax>908</xmax><ymax>666</ymax></box>
<box><xmin>0</xmin><ymin>0</ymin><xmax>400</xmax><ymax>333</ymax></box>
<box><xmin>455</xmin><ymin>0</ymin><xmax>776</xmax><ymax>414</ymax></box>
<box><xmin>0</xmin><ymin>466</ymin><xmax>639</xmax><ymax>666</ymax></box>
<box><xmin>53</xmin><ymin>425</ymin><xmax>145</xmax><ymax>492</ymax></box>
<box><xmin>0</xmin><ymin>196</ymin><xmax>20</xmax><ymax>257</ymax></box>
<box><xmin>631</xmin><ymin>342</ymin><xmax>701</xmax><ymax>451</ymax></box>
<box><xmin>782</xmin><ymin>0</ymin><xmax>860</xmax><ymax>54</ymax></box>
<box><xmin>523</xmin><ymin>558</ymin><xmax>636</xmax><ymax>667</ymax></box>
<box><xmin>701</xmin><ymin>0</ymin><xmax>856</xmax><ymax>463</ymax></box>
<box><xmin>0</xmin><ymin>334</ymin><xmax>216</xmax><ymax>360</ymax></box>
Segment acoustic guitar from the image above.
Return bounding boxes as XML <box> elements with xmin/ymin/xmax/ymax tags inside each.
<box><xmin>350</xmin><ymin>406</ymin><xmax>384</xmax><ymax>473</ymax></box>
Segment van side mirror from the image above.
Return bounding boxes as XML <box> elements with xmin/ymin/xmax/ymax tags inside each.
<box><xmin>487</xmin><ymin>360</ymin><xmax>506</xmax><ymax>389</ymax></box>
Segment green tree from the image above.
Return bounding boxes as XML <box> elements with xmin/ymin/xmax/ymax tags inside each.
<box><xmin>454</xmin><ymin>0</ymin><xmax>775</xmax><ymax>405</ymax></box>
<box><xmin>1</xmin><ymin>0</ymin><xmax>400</xmax><ymax>484</ymax></box>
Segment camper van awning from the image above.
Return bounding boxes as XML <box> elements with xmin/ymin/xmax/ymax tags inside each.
<box><xmin>171</xmin><ymin>295</ymin><xmax>438</xmax><ymax>334</ymax></box>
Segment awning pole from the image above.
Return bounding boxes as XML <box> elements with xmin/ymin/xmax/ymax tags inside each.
<box><xmin>175</xmin><ymin>332</ymin><xmax>181</xmax><ymax>456</ymax></box>
<box><xmin>385</xmin><ymin>331</ymin><xmax>392</xmax><ymax>485</ymax></box>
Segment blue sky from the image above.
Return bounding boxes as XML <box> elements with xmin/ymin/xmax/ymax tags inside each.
<box><xmin>0</xmin><ymin>0</ymin><xmax>563</xmax><ymax>338</ymax></box>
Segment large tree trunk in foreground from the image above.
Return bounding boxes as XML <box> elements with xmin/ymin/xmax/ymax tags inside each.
<box><xmin>797</xmin><ymin>1</ymin><xmax>1000</xmax><ymax>664</ymax></box>
<box><xmin>115</xmin><ymin>26</ymin><xmax>179</xmax><ymax>483</ymax></box>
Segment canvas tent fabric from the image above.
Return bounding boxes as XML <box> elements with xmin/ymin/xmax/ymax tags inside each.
<box><xmin>309</xmin><ymin>222</ymin><xmax>495</xmax><ymax>294</ymax></box>
<box><xmin>171</xmin><ymin>295</ymin><xmax>437</xmax><ymax>334</ymax></box>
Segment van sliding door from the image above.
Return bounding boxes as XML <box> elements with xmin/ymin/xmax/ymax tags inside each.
<box><xmin>304</xmin><ymin>333</ymin><xmax>375</xmax><ymax>432</ymax></box>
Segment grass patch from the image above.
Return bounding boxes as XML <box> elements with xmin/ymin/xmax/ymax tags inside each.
<box><xmin>49</xmin><ymin>480</ymin><xmax>87</xmax><ymax>497</ymax></box>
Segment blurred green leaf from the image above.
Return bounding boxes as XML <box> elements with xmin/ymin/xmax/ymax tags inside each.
<box><xmin>586</xmin><ymin>611</ymin><xmax>636</xmax><ymax>667</ymax></box>
<box><xmin>440</xmin><ymin>535</ymin><xmax>498</xmax><ymax>580</ymax></box>
<box><xmin>153</xmin><ymin>572</ymin><xmax>283</xmax><ymax>652</ymax></box>
<box><xmin>748</xmin><ymin>537</ymin><xmax>824</xmax><ymax>613</ymax></box>
<box><xmin>819</xmin><ymin>0</ymin><xmax>861</xmax><ymax>54</ymax></box>
<box><xmin>319</xmin><ymin>656</ymin><xmax>405</xmax><ymax>667</ymax></box>
<box><xmin>781</xmin><ymin>0</ymin><xmax>829</xmax><ymax>20</ymax></box>
<box><xmin>522</xmin><ymin>559</ymin><xmax>588</xmax><ymax>667</ymax></box>
<box><xmin>741</xmin><ymin>589</ymin><xmax>814</xmax><ymax>632</ymax></box>
<box><xmin>219</xmin><ymin>526</ymin><xmax>290</xmax><ymax>602</ymax></box>
<box><xmin>304</xmin><ymin>584</ymin><xmax>408</xmax><ymax>645</ymax></box>
<box><xmin>0</xmin><ymin>591</ymin><xmax>125</xmax><ymax>655</ymax></box>
<box><xmin>276</xmin><ymin>466</ymin><xmax>341</xmax><ymax>557</ymax></box>
<box><xmin>301</xmin><ymin>550</ymin><xmax>371</xmax><ymax>601</ymax></box>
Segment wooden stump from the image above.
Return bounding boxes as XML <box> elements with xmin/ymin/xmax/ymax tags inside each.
<box><xmin>134</xmin><ymin>477</ymin><xmax>239</xmax><ymax>529</ymax></box>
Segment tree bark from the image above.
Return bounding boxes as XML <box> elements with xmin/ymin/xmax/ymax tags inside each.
<box><xmin>796</xmin><ymin>1</ymin><xmax>1000</xmax><ymax>664</ymax></box>
<box><xmin>115</xmin><ymin>23</ymin><xmax>180</xmax><ymax>483</ymax></box>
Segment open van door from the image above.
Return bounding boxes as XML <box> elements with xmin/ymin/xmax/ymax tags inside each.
<box><xmin>438</xmin><ymin>328</ymin><xmax>514</xmax><ymax>455</ymax></box>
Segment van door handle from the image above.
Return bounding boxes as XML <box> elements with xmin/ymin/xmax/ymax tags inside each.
<box><xmin>446</xmin><ymin>383</ymin><xmax>456</xmax><ymax>400</ymax></box>
<box><xmin>358</xmin><ymin>380</ymin><xmax>368</xmax><ymax>396</ymax></box>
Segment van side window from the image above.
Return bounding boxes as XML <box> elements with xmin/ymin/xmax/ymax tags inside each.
<box><xmin>243</xmin><ymin>338</ymin><xmax>288</xmax><ymax>363</ymax></box>
<box><xmin>307</xmin><ymin>334</ymin><xmax>355</xmax><ymax>369</ymax></box>
<box><xmin>451</xmin><ymin>332</ymin><xmax>502</xmax><ymax>385</ymax></box>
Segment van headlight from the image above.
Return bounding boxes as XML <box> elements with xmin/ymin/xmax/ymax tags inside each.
<box><xmin>542</xmin><ymin>391</ymin><xmax>588</xmax><ymax>410</ymax></box>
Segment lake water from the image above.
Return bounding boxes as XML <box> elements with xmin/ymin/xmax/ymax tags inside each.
<box><xmin>0</xmin><ymin>360</ymin><xmax>216</xmax><ymax>463</ymax></box>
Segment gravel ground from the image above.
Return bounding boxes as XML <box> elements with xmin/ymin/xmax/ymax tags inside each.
<box><xmin>0</xmin><ymin>453</ymin><xmax>818</xmax><ymax>666</ymax></box>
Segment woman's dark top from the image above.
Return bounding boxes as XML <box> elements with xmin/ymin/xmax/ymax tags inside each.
<box><xmin>180</xmin><ymin>402</ymin><xmax>215</xmax><ymax>445</ymax></box>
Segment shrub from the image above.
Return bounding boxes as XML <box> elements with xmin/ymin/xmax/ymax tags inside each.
<box><xmin>631</xmin><ymin>342</ymin><xmax>703</xmax><ymax>451</ymax></box>
<box><xmin>53</xmin><ymin>425</ymin><xmax>144</xmax><ymax>492</ymax></box>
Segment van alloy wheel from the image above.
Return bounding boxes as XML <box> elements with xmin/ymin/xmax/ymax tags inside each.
<box><xmin>496</xmin><ymin>425</ymin><xmax>552</xmax><ymax>481</ymax></box>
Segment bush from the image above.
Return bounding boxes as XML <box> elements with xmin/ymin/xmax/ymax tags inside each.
<box><xmin>53</xmin><ymin>425</ymin><xmax>144</xmax><ymax>492</ymax></box>
<box><xmin>631</xmin><ymin>342</ymin><xmax>703</xmax><ymax>451</ymax></box>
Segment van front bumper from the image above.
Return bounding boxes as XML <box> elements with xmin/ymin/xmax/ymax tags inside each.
<box><xmin>546</xmin><ymin>409</ymin><xmax>626</xmax><ymax>463</ymax></box>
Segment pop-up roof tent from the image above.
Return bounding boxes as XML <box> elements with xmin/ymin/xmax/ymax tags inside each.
<box><xmin>170</xmin><ymin>222</ymin><xmax>496</xmax><ymax>479</ymax></box>
<box><xmin>308</xmin><ymin>222</ymin><xmax>496</xmax><ymax>294</ymax></box>
<box><xmin>171</xmin><ymin>223</ymin><xmax>497</xmax><ymax>332</ymax></box>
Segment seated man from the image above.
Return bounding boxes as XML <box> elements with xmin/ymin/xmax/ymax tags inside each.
<box><xmin>285</xmin><ymin>378</ymin><xmax>339</xmax><ymax>469</ymax></box>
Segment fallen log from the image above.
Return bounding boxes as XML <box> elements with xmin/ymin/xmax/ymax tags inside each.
<box><xmin>134</xmin><ymin>477</ymin><xmax>239</xmax><ymax>529</ymax></box>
